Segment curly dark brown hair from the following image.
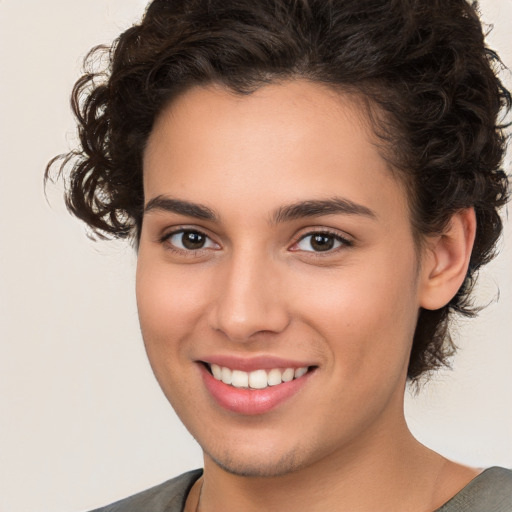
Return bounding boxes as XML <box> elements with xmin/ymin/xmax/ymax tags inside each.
<box><xmin>46</xmin><ymin>0</ymin><xmax>510</xmax><ymax>381</ymax></box>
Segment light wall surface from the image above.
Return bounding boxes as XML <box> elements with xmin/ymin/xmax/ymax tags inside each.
<box><xmin>0</xmin><ymin>1</ymin><xmax>511</xmax><ymax>511</ymax></box>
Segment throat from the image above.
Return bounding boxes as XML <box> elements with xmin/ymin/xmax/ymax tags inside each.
<box><xmin>184</xmin><ymin>476</ymin><xmax>203</xmax><ymax>512</ymax></box>
<box><xmin>197</xmin><ymin>434</ymin><xmax>469</xmax><ymax>512</ymax></box>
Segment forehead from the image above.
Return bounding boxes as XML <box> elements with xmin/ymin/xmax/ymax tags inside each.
<box><xmin>143</xmin><ymin>80</ymin><xmax>409</xmax><ymax>226</ymax></box>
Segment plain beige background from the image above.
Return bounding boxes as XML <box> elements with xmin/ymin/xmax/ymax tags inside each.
<box><xmin>0</xmin><ymin>1</ymin><xmax>511</xmax><ymax>511</ymax></box>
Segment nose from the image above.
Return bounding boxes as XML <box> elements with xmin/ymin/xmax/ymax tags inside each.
<box><xmin>208</xmin><ymin>251</ymin><xmax>291</xmax><ymax>342</ymax></box>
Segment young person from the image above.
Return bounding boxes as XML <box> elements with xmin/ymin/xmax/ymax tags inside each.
<box><xmin>47</xmin><ymin>0</ymin><xmax>512</xmax><ymax>510</ymax></box>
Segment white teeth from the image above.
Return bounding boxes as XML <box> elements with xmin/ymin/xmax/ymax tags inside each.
<box><xmin>221</xmin><ymin>367</ymin><xmax>232</xmax><ymax>385</ymax></box>
<box><xmin>249</xmin><ymin>369</ymin><xmax>268</xmax><ymax>389</ymax></box>
<box><xmin>211</xmin><ymin>363</ymin><xmax>222</xmax><ymax>380</ymax></box>
<box><xmin>281</xmin><ymin>368</ymin><xmax>295</xmax><ymax>382</ymax></box>
<box><xmin>294</xmin><ymin>367</ymin><xmax>308</xmax><ymax>378</ymax></box>
<box><xmin>209</xmin><ymin>364</ymin><xmax>310</xmax><ymax>389</ymax></box>
<box><xmin>231</xmin><ymin>370</ymin><xmax>249</xmax><ymax>388</ymax></box>
<box><xmin>267</xmin><ymin>368</ymin><xmax>283</xmax><ymax>386</ymax></box>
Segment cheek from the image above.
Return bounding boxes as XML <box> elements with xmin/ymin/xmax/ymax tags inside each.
<box><xmin>135</xmin><ymin>255</ymin><xmax>210</xmax><ymax>412</ymax></box>
<box><xmin>297</xmin><ymin>254</ymin><xmax>419</xmax><ymax>380</ymax></box>
<box><xmin>135</xmin><ymin>254</ymin><xmax>211</xmax><ymax>365</ymax></box>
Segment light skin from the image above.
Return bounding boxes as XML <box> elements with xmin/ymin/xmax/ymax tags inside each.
<box><xmin>137</xmin><ymin>80</ymin><xmax>478</xmax><ymax>511</ymax></box>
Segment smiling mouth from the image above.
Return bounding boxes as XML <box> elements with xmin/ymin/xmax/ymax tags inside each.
<box><xmin>204</xmin><ymin>363</ymin><xmax>315</xmax><ymax>390</ymax></box>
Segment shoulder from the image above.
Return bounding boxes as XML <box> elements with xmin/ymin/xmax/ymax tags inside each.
<box><xmin>436</xmin><ymin>467</ymin><xmax>512</xmax><ymax>512</ymax></box>
<box><xmin>87</xmin><ymin>469</ymin><xmax>203</xmax><ymax>512</ymax></box>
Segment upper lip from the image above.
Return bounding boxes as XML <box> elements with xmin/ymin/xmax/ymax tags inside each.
<box><xmin>198</xmin><ymin>355</ymin><xmax>315</xmax><ymax>372</ymax></box>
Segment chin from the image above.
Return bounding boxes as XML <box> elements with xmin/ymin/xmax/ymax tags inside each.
<box><xmin>207</xmin><ymin>447</ymin><xmax>304</xmax><ymax>478</ymax></box>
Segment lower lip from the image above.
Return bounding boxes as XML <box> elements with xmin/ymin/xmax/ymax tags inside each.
<box><xmin>200</xmin><ymin>364</ymin><xmax>313</xmax><ymax>415</ymax></box>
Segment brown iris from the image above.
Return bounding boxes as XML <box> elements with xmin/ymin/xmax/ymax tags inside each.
<box><xmin>181</xmin><ymin>231</ymin><xmax>206</xmax><ymax>250</ymax></box>
<box><xmin>310</xmin><ymin>234</ymin><xmax>335</xmax><ymax>251</ymax></box>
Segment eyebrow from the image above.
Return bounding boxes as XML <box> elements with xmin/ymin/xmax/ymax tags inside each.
<box><xmin>144</xmin><ymin>195</ymin><xmax>376</xmax><ymax>223</ymax></box>
<box><xmin>144</xmin><ymin>196</ymin><xmax>218</xmax><ymax>221</ymax></box>
<box><xmin>271</xmin><ymin>197</ymin><xmax>376</xmax><ymax>224</ymax></box>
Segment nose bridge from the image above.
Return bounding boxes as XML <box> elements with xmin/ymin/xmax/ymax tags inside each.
<box><xmin>210</xmin><ymin>245</ymin><xmax>289</xmax><ymax>341</ymax></box>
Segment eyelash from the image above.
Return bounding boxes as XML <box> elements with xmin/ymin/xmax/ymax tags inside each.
<box><xmin>160</xmin><ymin>228</ymin><xmax>219</xmax><ymax>255</ymax></box>
<box><xmin>159</xmin><ymin>228</ymin><xmax>353</xmax><ymax>256</ymax></box>
<box><xmin>290</xmin><ymin>229</ymin><xmax>353</xmax><ymax>255</ymax></box>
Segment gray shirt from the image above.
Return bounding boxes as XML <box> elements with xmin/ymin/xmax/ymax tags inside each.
<box><xmin>90</xmin><ymin>467</ymin><xmax>512</xmax><ymax>512</ymax></box>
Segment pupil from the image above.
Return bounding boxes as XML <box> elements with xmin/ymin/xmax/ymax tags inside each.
<box><xmin>311</xmin><ymin>234</ymin><xmax>334</xmax><ymax>251</ymax></box>
<box><xmin>182</xmin><ymin>231</ymin><xmax>205</xmax><ymax>250</ymax></box>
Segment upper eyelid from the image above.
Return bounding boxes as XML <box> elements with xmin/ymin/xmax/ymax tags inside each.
<box><xmin>292</xmin><ymin>227</ymin><xmax>353</xmax><ymax>244</ymax></box>
<box><xmin>159</xmin><ymin>226</ymin><xmax>216</xmax><ymax>245</ymax></box>
<box><xmin>158</xmin><ymin>225</ymin><xmax>353</xmax><ymax>248</ymax></box>
<box><xmin>160</xmin><ymin>225</ymin><xmax>214</xmax><ymax>240</ymax></box>
<box><xmin>288</xmin><ymin>228</ymin><xmax>355</xmax><ymax>254</ymax></box>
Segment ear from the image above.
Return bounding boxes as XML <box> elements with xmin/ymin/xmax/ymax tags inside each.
<box><xmin>419</xmin><ymin>208</ymin><xmax>476</xmax><ymax>311</ymax></box>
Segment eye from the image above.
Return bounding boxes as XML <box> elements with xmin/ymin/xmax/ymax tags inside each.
<box><xmin>164</xmin><ymin>229</ymin><xmax>219</xmax><ymax>251</ymax></box>
<box><xmin>292</xmin><ymin>231</ymin><xmax>351</xmax><ymax>252</ymax></box>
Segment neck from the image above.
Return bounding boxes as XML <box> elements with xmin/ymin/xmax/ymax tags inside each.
<box><xmin>198</xmin><ymin>417</ymin><xmax>454</xmax><ymax>512</ymax></box>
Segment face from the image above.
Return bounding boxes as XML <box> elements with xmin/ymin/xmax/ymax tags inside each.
<box><xmin>137</xmin><ymin>81</ymin><xmax>426</xmax><ymax>477</ymax></box>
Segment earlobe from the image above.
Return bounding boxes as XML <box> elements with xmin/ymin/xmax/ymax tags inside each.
<box><xmin>419</xmin><ymin>208</ymin><xmax>476</xmax><ymax>311</ymax></box>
